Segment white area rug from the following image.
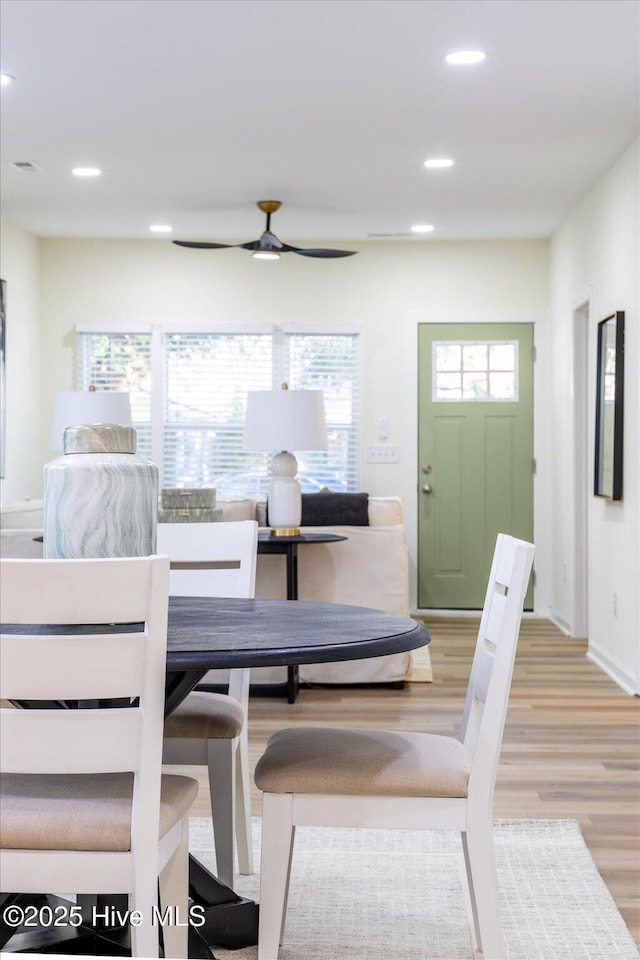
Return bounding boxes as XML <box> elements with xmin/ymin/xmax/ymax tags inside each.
<box><xmin>189</xmin><ymin>817</ymin><xmax>638</xmax><ymax>960</ymax></box>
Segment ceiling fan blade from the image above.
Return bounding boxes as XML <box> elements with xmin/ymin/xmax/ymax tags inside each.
<box><xmin>173</xmin><ymin>206</ymin><xmax>359</xmax><ymax>259</ymax></box>
<box><xmin>173</xmin><ymin>240</ymin><xmax>234</xmax><ymax>249</ymax></box>
<box><xmin>292</xmin><ymin>248</ymin><xmax>358</xmax><ymax>258</ymax></box>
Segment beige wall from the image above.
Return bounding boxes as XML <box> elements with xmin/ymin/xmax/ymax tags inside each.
<box><xmin>550</xmin><ymin>137</ymin><xmax>639</xmax><ymax>692</ymax></box>
<box><xmin>37</xmin><ymin>235</ymin><xmax>549</xmax><ymax>475</ymax></box>
<box><xmin>0</xmin><ymin>220</ymin><xmax>41</xmax><ymax>504</ymax></box>
<box><xmin>35</xmin><ymin>235</ymin><xmax>550</xmax><ymax>609</ymax></box>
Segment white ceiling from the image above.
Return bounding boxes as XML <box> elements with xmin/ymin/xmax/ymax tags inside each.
<box><xmin>1</xmin><ymin>0</ymin><xmax>638</xmax><ymax>244</ymax></box>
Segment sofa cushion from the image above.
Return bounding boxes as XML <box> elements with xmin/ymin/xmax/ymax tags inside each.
<box><xmin>0</xmin><ymin>500</ymin><xmax>44</xmax><ymax>529</ymax></box>
<box><xmin>215</xmin><ymin>497</ymin><xmax>256</xmax><ymax>522</ymax></box>
<box><xmin>367</xmin><ymin>496</ymin><xmax>404</xmax><ymax>526</ymax></box>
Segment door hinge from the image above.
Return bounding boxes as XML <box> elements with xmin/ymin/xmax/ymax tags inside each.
<box><xmin>532</xmin><ymin>458</ymin><xmax>537</xmax><ymax>474</ymax></box>
<box><xmin>531</xmin><ymin>568</ymin><xmax>536</xmax><ymax>586</ymax></box>
<box><xmin>533</xmin><ymin>345</ymin><xmax>537</xmax><ymax>362</ymax></box>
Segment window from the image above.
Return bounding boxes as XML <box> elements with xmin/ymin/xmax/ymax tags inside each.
<box><xmin>75</xmin><ymin>326</ymin><xmax>360</xmax><ymax>494</ymax></box>
<box><xmin>75</xmin><ymin>332</ymin><xmax>153</xmax><ymax>458</ymax></box>
<box><xmin>432</xmin><ymin>340</ymin><xmax>518</xmax><ymax>402</ymax></box>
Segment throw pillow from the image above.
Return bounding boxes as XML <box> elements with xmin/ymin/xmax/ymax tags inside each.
<box><xmin>300</xmin><ymin>492</ymin><xmax>369</xmax><ymax>526</ymax></box>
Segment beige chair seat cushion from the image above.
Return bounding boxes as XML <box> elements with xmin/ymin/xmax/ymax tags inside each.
<box><xmin>163</xmin><ymin>690</ymin><xmax>244</xmax><ymax>740</ymax></box>
<box><xmin>254</xmin><ymin>727</ymin><xmax>472</xmax><ymax>798</ymax></box>
<box><xmin>1</xmin><ymin>772</ymin><xmax>198</xmax><ymax>851</ymax></box>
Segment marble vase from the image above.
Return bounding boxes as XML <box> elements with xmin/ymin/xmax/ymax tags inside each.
<box><xmin>44</xmin><ymin>423</ymin><xmax>158</xmax><ymax>559</ymax></box>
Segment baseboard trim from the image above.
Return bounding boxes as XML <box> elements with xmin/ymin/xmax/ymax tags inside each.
<box><xmin>413</xmin><ymin>609</ymin><xmax>539</xmax><ymax>619</ymax></box>
<box><xmin>587</xmin><ymin>644</ymin><xmax>638</xmax><ymax>696</ymax></box>
<box><xmin>548</xmin><ymin>609</ymin><xmax>572</xmax><ymax>636</ymax></box>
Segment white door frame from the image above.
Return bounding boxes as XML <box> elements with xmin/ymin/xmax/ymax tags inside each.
<box><xmin>572</xmin><ymin>299</ymin><xmax>590</xmax><ymax>638</ymax></box>
<box><xmin>403</xmin><ymin>307</ymin><xmax>551</xmax><ymax>617</ymax></box>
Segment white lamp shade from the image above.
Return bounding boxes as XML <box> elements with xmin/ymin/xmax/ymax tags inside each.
<box><xmin>50</xmin><ymin>391</ymin><xmax>132</xmax><ymax>451</ymax></box>
<box><xmin>242</xmin><ymin>389</ymin><xmax>328</xmax><ymax>452</ymax></box>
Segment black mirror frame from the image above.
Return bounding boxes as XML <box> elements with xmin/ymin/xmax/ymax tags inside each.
<box><xmin>594</xmin><ymin>310</ymin><xmax>624</xmax><ymax>501</ymax></box>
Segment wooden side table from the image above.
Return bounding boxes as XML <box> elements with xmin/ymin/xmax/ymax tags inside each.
<box><xmin>257</xmin><ymin>531</ymin><xmax>347</xmax><ymax>702</ymax></box>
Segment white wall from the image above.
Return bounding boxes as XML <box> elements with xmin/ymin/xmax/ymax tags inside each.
<box><xmin>0</xmin><ymin>220</ymin><xmax>42</xmax><ymax>504</ymax></box>
<box><xmin>36</xmin><ymin>236</ymin><xmax>550</xmax><ymax>609</ymax></box>
<box><xmin>550</xmin><ymin>137</ymin><xmax>639</xmax><ymax>693</ymax></box>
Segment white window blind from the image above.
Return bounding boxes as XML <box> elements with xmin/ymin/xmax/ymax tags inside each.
<box><xmin>163</xmin><ymin>332</ymin><xmax>273</xmax><ymax>489</ymax></box>
<box><xmin>75</xmin><ymin>332</ymin><xmax>153</xmax><ymax>459</ymax></box>
<box><xmin>75</xmin><ymin>327</ymin><xmax>360</xmax><ymax>494</ymax></box>
<box><xmin>285</xmin><ymin>333</ymin><xmax>359</xmax><ymax>492</ymax></box>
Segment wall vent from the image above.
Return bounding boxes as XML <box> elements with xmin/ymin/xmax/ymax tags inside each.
<box><xmin>10</xmin><ymin>160</ymin><xmax>42</xmax><ymax>172</ymax></box>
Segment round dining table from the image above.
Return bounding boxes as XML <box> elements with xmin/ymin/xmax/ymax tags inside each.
<box><xmin>164</xmin><ymin>595</ymin><xmax>430</xmax><ymax>714</ymax></box>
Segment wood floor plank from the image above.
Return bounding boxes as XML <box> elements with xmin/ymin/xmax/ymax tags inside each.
<box><xmin>181</xmin><ymin>617</ymin><xmax>640</xmax><ymax>947</ymax></box>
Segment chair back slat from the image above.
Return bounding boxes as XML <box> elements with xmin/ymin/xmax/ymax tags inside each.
<box><xmin>157</xmin><ymin>521</ymin><xmax>258</xmax><ymax>599</ymax></box>
<box><xmin>493</xmin><ymin>534</ymin><xmax>524</xmax><ymax>590</ymax></box>
<box><xmin>474</xmin><ymin>643</ymin><xmax>496</xmax><ymax>705</ymax></box>
<box><xmin>0</xmin><ymin>633</ymin><xmax>147</xmax><ymax>700</ymax></box>
<box><xmin>484</xmin><ymin>592</ymin><xmax>507</xmax><ymax>647</ymax></box>
<box><xmin>459</xmin><ymin>535</ymin><xmax>535</xmax><ymax>799</ymax></box>
<box><xmin>0</xmin><ymin>556</ymin><xmax>170</xmax><ymax>859</ymax></box>
<box><xmin>1</xmin><ymin>708</ymin><xmax>142</xmax><ymax>773</ymax></box>
<box><xmin>0</xmin><ymin>556</ymin><xmax>161</xmax><ymax>625</ymax></box>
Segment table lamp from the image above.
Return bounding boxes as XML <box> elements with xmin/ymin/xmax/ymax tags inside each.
<box><xmin>50</xmin><ymin>388</ymin><xmax>132</xmax><ymax>451</ymax></box>
<box><xmin>243</xmin><ymin>384</ymin><xmax>328</xmax><ymax>536</ymax></box>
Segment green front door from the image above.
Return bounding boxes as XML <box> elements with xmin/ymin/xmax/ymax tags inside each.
<box><xmin>417</xmin><ymin>323</ymin><xmax>534</xmax><ymax>609</ymax></box>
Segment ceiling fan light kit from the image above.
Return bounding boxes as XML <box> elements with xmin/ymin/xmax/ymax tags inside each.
<box><xmin>174</xmin><ymin>201</ymin><xmax>358</xmax><ymax>260</ymax></box>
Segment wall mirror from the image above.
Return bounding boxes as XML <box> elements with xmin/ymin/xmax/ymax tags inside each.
<box><xmin>594</xmin><ymin>310</ymin><xmax>624</xmax><ymax>500</ymax></box>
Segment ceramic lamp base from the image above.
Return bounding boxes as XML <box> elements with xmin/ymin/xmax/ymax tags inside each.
<box><xmin>267</xmin><ymin>451</ymin><xmax>302</xmax><ymax>533</ymax></box>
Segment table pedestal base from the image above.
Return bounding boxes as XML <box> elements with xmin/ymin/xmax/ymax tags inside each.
<box><xmin>0</xmin><ymin>858</ymin><xmax>259</xmax><ymax>958</ymax></box>
<box><xmin>189</xmin><ymin>857</ymin><xmax>259</xmax><ymax>950</ymax></box>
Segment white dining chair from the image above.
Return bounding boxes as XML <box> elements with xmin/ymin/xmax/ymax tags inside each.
<box><xmin>158</xmin><ymin>519</ymin><xmax>258</xmax><ymax>889</ymax></box>
<box><xmin>254</xmin><ymin>533</ymin><xmax>535</xmax><ymax>960</ymax></box>
<box><xmin>0</xmin><ymin>555</ymin><xmax>198</xmax><ymax>959</ymax></box>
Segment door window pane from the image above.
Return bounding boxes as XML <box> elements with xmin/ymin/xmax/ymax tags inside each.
<box><xmin>435</xmin><ymin>343</ymin><xmax>461</xmax><ymax>371</ymax></box>
<box><xmin>489</xmin><ymin>342</ymin><xmax>515</xmax><ymax>370</ymax></box>
<box><xmin>462</xmin><ymin>371</ymin><xmax>489</xmax><ymax>399</ymax></box>
<box><xmin>462</xmin><ymin>344</ymin><xmax>487</xmax><ymax>371</ymax></box>
<box><xmin>433</xmin><ymin>340</ymin><xmax>519</xmax><ymax>402</ymax></box>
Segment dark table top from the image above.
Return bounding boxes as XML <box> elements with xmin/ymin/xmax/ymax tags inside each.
<box><xmin>257</xmin><ymin>532</ymin><xmax>347</xmax><ymax>547</ymax></box>
<box><xmin>166</xmin><ymin>596</ymin><xmax>429</xmax><ymax>672</ymax></box>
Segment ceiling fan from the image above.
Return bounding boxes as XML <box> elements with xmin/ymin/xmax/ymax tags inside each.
<box><xmin>173</xmin><ymin>201</ymin><xmax>358</xmax><ymax>259</ymax></box>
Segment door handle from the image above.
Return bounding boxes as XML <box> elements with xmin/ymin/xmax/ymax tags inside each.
<box><xmin>421</xmin><ymin>483</ymin><xmax>432</xmax><ymax>494</ymax></box>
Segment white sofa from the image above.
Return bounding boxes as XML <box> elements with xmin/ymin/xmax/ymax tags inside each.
<box><xmin>0</xmin><ymin>495</ymin><xmax>412</xmax><ymax>685</ymax></box>
<box><xmin>254</xmin><ymin>496</ymin><xmax>411</xmax><ymax>684</ymax></box>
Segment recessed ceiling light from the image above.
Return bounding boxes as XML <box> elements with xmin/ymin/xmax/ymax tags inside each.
<box><xmin>150</xmin><ymin>224</ymin><xmax>173</xmax><ymax>233</ymax></box>
<box><xmin>424</xmin><ymin>158</ymin><xmax>454</xmax><ymax>169</ymax></box>
<box><xmin>445</xmin><ymin>50</ymin><xmax>486</xmax><ymax>65</ymax></box>
<box><xmin>1</xmin><ymin>73</ymin><xmax>15</xmax><ymax>86</ymax></box>
<box><xmin>72</xmin><ymin>167</ymin><xmax>101</xmax><ymax>177</ymax></box>
<box><xmin>411</xmin><ymin>224</ymin><xmax>435</xmax><ymax>234</ymax></box>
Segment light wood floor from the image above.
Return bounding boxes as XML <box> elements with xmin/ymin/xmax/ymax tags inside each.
<box><xmin>183</xmin><ymin>617</ymin><xmax>640</xmax><ymax>946</ymax></box>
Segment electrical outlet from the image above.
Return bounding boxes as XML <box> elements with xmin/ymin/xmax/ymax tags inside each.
<box><xmin>367</xmin><ymin>444</ymin><xmax>399</xmax><ymax>463</ymax></box>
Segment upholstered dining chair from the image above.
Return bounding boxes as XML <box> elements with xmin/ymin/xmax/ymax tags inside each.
<box><xmin>254</xmin><ymin>533</ymin><xmax>535</xmax><ymax>960</ymax></box>
<box><xmin>158</xmin><ymin>519</ymin><xmax>258</xmax><ymax>889</ymax></box>
<box><xmin>0</xmin><ymin>555</ymin><xmax>198</xmax><ymax>959</ymax></box>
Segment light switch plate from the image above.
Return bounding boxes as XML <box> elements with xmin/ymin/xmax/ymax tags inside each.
<box><xmin>367</xmin><ymin>444</ymin><xmax>400</xmax><ymax>463</ymax></box>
